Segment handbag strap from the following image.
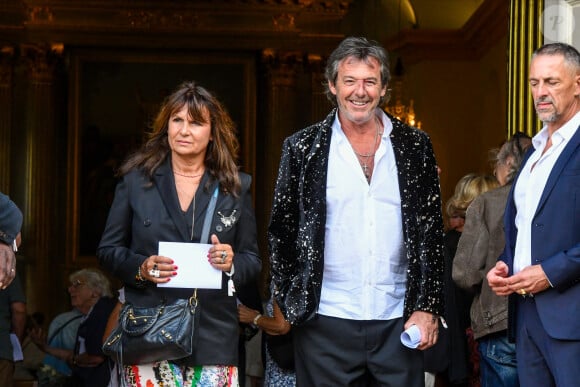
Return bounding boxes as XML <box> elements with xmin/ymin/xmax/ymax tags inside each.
<box><xmin>200</xmin><ymin>187</ymin><xmax>219</xmax><ymax>243</ymax></box>
<box><xmin>47</xmin><ymin>314</ymin><xmax>82</xmax><ymax>345</ymax></box>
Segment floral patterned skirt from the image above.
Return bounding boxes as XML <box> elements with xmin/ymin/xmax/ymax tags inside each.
<box><xmin>122</xmin><ymin>361</ymin><xmax>238</xmax><ymax>387</ymax></box>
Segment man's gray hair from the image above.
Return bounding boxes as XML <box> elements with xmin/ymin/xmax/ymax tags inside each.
<box><xmin>323</xmin><ymin>36</ymin><xmax>391</xmax><ymax>105</ymax></box>
<box><xmin>533</xmin><ymin>42</ymin><xmax>580</xmax><ymax>72</ymax></box>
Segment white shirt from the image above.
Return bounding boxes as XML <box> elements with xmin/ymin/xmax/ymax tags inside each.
<box><xmin>513</xmin><ymin>111</ymin><xmax>580</xmax><ymax>273</ymax></box>
<box><xmin>319</xmin><ymin>110</ymin><xmax>407</xmax><ymax>320</ymax></box>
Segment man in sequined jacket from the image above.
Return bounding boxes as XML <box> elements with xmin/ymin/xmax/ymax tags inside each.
<box><xmin>268</xmin><ymin>36</ymin><xmax>445</xmax><ymax>386</ymax></box>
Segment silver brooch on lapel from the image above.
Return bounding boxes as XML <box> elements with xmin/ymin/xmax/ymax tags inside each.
<box><xmin>217</xmin><ymin>210</ymin><xmax>238</xmax><ymax>230</ymax></box>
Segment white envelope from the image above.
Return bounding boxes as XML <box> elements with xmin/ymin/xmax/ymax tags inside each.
<box><xmin>157</xmin><ymin>242</ymin><xmax>222</xmax><ymax>289</ymax></box>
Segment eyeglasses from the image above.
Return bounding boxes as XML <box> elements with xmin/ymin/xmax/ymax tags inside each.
<box><xmin>70</xmin><ymin>279</ymin><xmax>85</xmax><ymax>288</ymax></box>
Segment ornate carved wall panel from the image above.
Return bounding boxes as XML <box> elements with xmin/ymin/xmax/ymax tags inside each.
<box><xmin>1</xmin><ymin>0</ymin><xmax>353</xmax><ymax>51</ymax></box>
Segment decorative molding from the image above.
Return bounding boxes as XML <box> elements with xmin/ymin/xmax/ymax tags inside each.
<box><xmin>262</xmin><ymin>48</ymin><xmax>303</xmax><ymax>87</ymax></box>
<box><xmin>20</xmin><ymin>43</ymin><xmax>64</xmax><ymax>85</ymax></box>
<box><xmin>0</xmin><ymin>0</ymin><xmax>353</xmax><ymax>51</ymax></box>
<box><xmin>0</xmin><ymin>46</ymin><xmax>15</xmax><ymax>87</ymax></box>
<box><xmin>384</xmin><ymin>0</ymin><xmax>508</xmax><ymax>63</ymax></box>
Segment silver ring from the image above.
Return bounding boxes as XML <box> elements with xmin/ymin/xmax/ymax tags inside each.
<box><xmin>148</xmin><ymin>269</ymin><xmax>160</xmax><ymax>278</ymax></box>
<box><xmin>221</xmin><ymin>250</ymin><xmax>227</xmax><ymax>263</ymax></box>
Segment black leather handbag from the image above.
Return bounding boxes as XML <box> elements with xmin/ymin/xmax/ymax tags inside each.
<box><xmin>103</xmin><ymin>186</ymin><xmax>219</xmax><ymax>366</ymax></box>
<box><xmin>102</xmin><ymin>290</ymin><xmax>198</xmax><ymax>365</ymax></box>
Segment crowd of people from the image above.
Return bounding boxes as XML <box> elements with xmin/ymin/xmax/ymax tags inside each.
<box><xmin>0</xmin><ymin>37</ymin><xmax>578</xmax><ymax>387</ymax></box>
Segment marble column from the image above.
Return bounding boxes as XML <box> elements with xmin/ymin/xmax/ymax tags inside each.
<box><xmin>18</xmin><ymin>44</ymin><xmax>66</xmax><ymax>316</ymax></box>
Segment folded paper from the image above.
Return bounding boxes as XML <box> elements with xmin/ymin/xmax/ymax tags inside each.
<box><xmin>400</xmin><ymin>324</ymin><xmax>421</xmax><ymax>349</ymax></box>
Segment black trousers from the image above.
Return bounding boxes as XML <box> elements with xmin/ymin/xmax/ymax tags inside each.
<box><xmin>293</xmin><ymin>314</ymin><xmax>424</xmax><ymax>387</ymax></box>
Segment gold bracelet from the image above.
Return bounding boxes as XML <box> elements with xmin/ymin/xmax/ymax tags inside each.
<box><xmin>253</xmin><ymin>313</ymin><xmax>262</xmax><ymax>325</ymax></box>
<box><xmin>135</xmin><ymin>266</ymin><xmax>147</xmax><ymax>286</ymax></box>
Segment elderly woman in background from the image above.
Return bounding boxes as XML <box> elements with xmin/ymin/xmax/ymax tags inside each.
<box><xmin>452</xmin><ymin>133</ymin><xmax>532</xmax><ymax>387</ymax></box>
<box><xmin>97</xmin><ymin>81</ymin><xmax>261</xmax><ymax>386</ymax></box>
<box><xmin>31</xmin><ymin>268</ymin><xmax>116</xmax><ymax>387</ymax></box>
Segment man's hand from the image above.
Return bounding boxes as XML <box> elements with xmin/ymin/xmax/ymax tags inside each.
<box><xmin>487</xmin><ymin>261</ymin><xmax>512</xmax><ymax>296</ymax></box>
<box><xmin>488</xmin><ymin>261</ymin><xmax>551</xmax><ymax>296</ymax></box>
<box><xmin>0</xmin><ymin>242</ymin><xmax>16</xmax><ymax>289</ymax></box>
<box><xmin>506</xmin><ymin>264</ymin><xmax>551</xmax><ymax>296</ymax></box>
<box><xmin>405</xmin><ymin>311</ymin><xmax>439</xmax><ymax>350</ymax></box>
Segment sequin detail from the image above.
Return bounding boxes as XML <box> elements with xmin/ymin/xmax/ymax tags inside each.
<box><xmin>268</xmin><ymin>108</ymin><xmax>445</xmax><ymax>325</ymax></box>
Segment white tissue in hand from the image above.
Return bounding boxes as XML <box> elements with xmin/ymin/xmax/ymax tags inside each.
<box><xmin>400</xmin><ymin>325</ymin><xmax>421</xmax><ymax>348</ymax></box>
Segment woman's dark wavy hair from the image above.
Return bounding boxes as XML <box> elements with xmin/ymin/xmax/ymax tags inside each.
<box><xmin>118</xmin><ymin>81</ymin><xmax>241</xmax><ymax>196</ymax></box>
<box><xmin>323</xmin><ymin>36</ymin><xmax>391</xmax><ymax>106</ymax></box>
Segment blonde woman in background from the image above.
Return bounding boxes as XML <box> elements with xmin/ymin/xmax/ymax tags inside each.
<box><xmin>453</xmin><ymin>133</ymin><xmax>532</xmax><ymax>387</ymax></box>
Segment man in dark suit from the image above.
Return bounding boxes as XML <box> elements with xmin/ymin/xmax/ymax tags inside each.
<box><xmin>269</xmin><ymin>36</ymin><xmax>445</xmax><ymax>386</ymax></box>
<box><xmin>0</xmin><ymin>192</ymin><xmax>22</xmax><ymax>290</ymax></box>
<box><xmin>487</xmin><ymin>42</ymin><xmax>580</xmax><ymax>387</ymax></box>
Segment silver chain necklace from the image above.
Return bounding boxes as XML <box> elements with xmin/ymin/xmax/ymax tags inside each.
<box><xmin>351</xmin><ymin>118</ymin><xmax>381</xmax><ymax>182</ymax></box>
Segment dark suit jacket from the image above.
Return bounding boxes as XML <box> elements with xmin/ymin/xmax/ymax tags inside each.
<box><xmin>268</xmin><ymin>109</ymin><xmax>445</xmax><ymax>325</ymax></box>
<box><xmin>500</xmin><ymin>125</ymin><xmax>580</xmax><ymax>340</ymax></box>
<box><xmin>97</xmin><ymin>157</ymin><xmax>261</xmax><ymax>366</ymax></box>
<box><xmin>0</xmin><ymin>192</ymin><xmax>22</xmax><ymax>245</ymax></box>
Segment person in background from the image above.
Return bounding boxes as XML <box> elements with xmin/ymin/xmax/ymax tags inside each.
<box><xmin>0</xmin><ymin>192</ymin><xmax>22</xmax><ymax>290</ymax></box>
<box><xmin>102</xmin><ymin>287</ymin><xmax>123</xmax><ymax>387</ymax></box>
<box><xmin>487</xmin><ymin>43</ymin><xmax>580</xmax><ymax>387</ymax></box>
<box><xmin>0</xmin><ymin>194</ymin><xmax>25</xmax><ymax>387</ymax></box>
<box><xmin>31</xmin><ymin>268</ymin><xmax>116</xmax><ymax>387</ymax></box>
<box><xmin>13</xmin><ymin>312</ymin><xmax>46</xmax><ymax>381</ymax></box>
<box><xmin>453</xmin><ymin>133</ymin><xmax>532</xmax><ymax>387</ymax></box>
<box><xmin>0</xmin><ymin>273</ymin><xmax>26</xmax><ymax>387</ymax></box>
<box><xmin>235</xmin><ymin>278</ymin><xmax>264</xmax><ymax>387</ymax></box>
<box><xmin>33</xmin><ymin>305</ymin><xmax>83</xmax><ymax>387</ymax></box>
<box><xmin>268</xmin><ymin>36</ymin><xmax>445</xmax><ymax>386</ymax></box>
<box><xmin>424</xmin><ymin>173</ymin><xmax>499</xmax><ymax>387</ymax></box>
<box><xmin>238</xmin><ymin>282</ymin><xmax>295</xmax><ymax>387</ymax></box>
<box><xmin>98</xmin><ymin>81</ymin><xmax>261</xmax><ymax>387</ymax></box>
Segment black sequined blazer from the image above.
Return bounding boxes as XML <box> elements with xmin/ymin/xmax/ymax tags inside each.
<box><xmin>268</xmin><ymin>109</ymin><xmax>445</xmax><ymax>325</ymax></box>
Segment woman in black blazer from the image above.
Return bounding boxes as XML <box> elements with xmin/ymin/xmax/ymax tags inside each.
<box><xmin>97</xmin><ymin>81</ymin><xmax>261</xmax><ymax>386</ymax></box>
